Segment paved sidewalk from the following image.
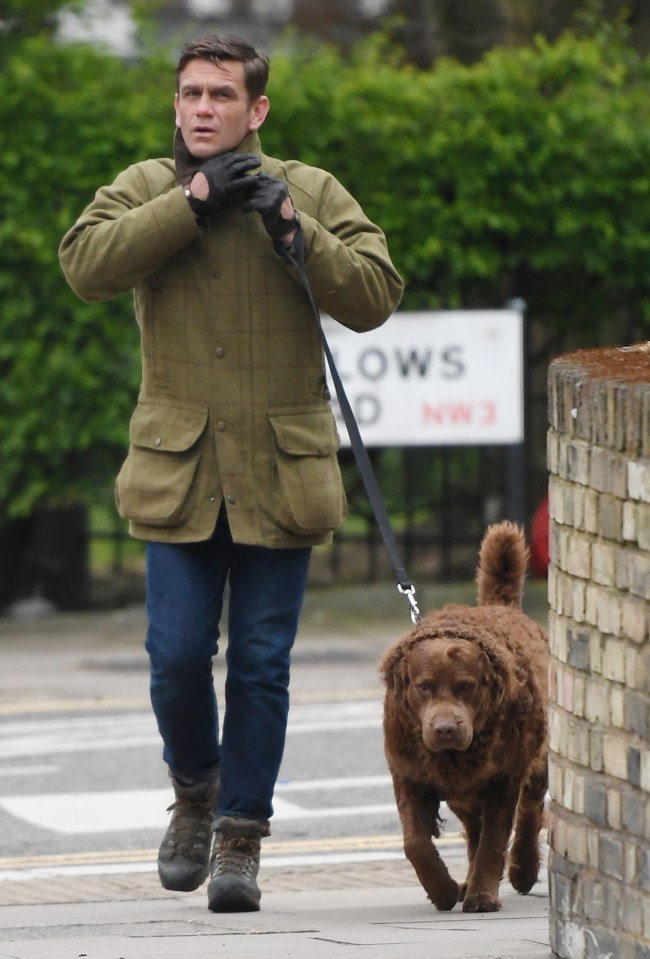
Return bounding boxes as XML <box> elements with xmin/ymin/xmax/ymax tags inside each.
<box><xmin>0</xmin><ymin>872</ymin><xmax>551</xmax><ymax>959</ymax></box>
<box><xmin>0</xmin><ymin>818</ymin><xmax>552</xmax><ymax>958</ymax></box>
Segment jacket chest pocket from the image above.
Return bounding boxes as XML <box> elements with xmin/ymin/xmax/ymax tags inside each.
<box><xmin>268</xmin><ymin>407</ymin><xmax>347</xmax><ymax>535</ymax></box>
<box><xmin>115</xmin><ymin>400</ymin><xmax>208</xmax><ymax>528</ymax></box>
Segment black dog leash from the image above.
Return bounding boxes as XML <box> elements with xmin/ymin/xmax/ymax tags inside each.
<box><xmin>278</xmin><ymin>231</ymin><xmax>422</xmax><ymax>626</ymax></box>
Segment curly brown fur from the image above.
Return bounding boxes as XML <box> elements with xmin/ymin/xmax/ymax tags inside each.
<box><xmin>477</xmin><ymin>519</ymin><xmax>529</xmax><ymax>608</ymax></box>
<box><xmin>379</xmin><ymin>522</ymin><xmax>548</xmax><ymax>914</ymax></box>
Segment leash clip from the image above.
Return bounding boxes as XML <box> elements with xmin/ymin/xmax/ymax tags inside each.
<box><xmin>398</xmin><ymin>583</ymin><xmax>422</xmax><ymax>626</ymax></box>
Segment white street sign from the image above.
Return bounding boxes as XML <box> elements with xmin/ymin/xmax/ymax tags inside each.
<box><xmin>323</xmin><ymin>310</ymin><xmax>523</xmax><ymax>446</ymax></box>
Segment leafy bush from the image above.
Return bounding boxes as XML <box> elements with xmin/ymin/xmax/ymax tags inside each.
<box><xmin>0</xmin><ymin>36</ymin><xmax>171</xmax><ymax>517</ymax></box>
<box><xmin>265</xmin><ymin>31</ymin><xmax>650</xmax><ymax>327</ymax></box>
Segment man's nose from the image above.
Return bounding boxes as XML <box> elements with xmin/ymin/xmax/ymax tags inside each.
<box><xmin>196</xmin><ymin>92</ymin><xmax>214</xmax><ymax>113</ymax></box>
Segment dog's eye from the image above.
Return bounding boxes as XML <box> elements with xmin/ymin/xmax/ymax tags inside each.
<box><xmin>455</xmin><ymin>680</ymin><xmax>477</xmax><ymax>696</ymax></box>
<box><xmin>415</xmin><ymin>680</ymin><xmax>436</xmax><ymax>695</ymax></box>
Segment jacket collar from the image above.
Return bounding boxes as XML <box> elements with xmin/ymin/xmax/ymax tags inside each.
<box><xmin>174</xmin><ymin>129</ymin><xmax>262</xmax><ymax>185</ymax></box>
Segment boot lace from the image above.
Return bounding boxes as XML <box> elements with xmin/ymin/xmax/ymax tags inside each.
<box><xmin>165</xmin><ymin>798</ymin><xmax>212</xmax><ymax>857</ymax></box>
<box><xmin>212</xmin><ymin>835</ymin><xmax>260</xmax><ymax>880</ymax></box>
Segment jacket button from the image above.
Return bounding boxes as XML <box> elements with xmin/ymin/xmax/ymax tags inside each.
<box><xmin>227</xmin><ymin>494</ymin><xmax>237</xmax><ymax>505</ymax></box>
<box><xmin>215</xmin><ymin>347</ymin><xmax>225</xmax><ymax>358</ymax></box>
<box><xmin>211</xmin><ymin>269</ymin><xmax>222</xmax><ymax>280</ymax></box>
<box><xmin>154</xmin><ymin>437</ymin><xmax>161</xmax><ymax>447</ymax></box>
<box><xmin>217</xmin><ymin>421</ymin><xmax>226</xmax><ymax>431</ymax></box>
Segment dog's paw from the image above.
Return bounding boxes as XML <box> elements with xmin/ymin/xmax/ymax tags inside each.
<box><xmin>462</xmin><ymin>891</ymin><xmax>501</xmax><ymax>913</ymax></box>
<box><xmin>508</xmin><ymin>862</ymin><xmax>538</xmax><ymax>895</ymax></box>
<box><xmin>429</xmin><ymin>878</ymin><xmax>460</xmax><ymax>912</ymax></box>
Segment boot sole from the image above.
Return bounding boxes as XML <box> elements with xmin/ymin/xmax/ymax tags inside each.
<box><xmin>158</xmin><ymin>862</ymin><xmax>209</xmax><ymax>892</ymax></box>
<box><xmin>207</xmin><ymin>875</ymin><xmax>261</xmax><ymax>912</ymax></box>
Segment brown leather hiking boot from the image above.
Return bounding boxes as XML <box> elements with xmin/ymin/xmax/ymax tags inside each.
<box><xmin>207</xmin><ymin>815</ymin><xmax>270</xmax><ymax>912</ymax></box>
<box><xmin>157</xmin><ymin>771</ymin><xmax>220</xmax><ymax>892</ymax></box>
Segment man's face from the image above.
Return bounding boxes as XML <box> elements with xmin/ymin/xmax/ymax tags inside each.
<box><xmin>174</xmin><ymin>58</ymin><xmax>269</xmax><ymax>158</ymax></box>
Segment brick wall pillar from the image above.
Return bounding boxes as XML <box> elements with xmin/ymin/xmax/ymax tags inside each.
<box><xmin>546</xmin><ymin>343</ymin><xmax>650</xmax><ymax>959</ymax></box>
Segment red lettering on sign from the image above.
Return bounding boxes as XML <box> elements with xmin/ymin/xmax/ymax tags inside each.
<box><xmin>421</xmin><ymin>401</ymin><xmax>498</xmax><ymax>426</ymax></box>
<box><xmin>480</xmin><ymin>401</ymin><xmax>497</xmax><ymax>425</ymax></box>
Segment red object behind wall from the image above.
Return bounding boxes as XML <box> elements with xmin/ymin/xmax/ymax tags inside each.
<box><xmin>530</xmin><ymin>494</ymin><xmax>549</xmax><ymax>578</ymax></box>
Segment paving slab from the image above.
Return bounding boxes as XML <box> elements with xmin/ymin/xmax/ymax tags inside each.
<box><xmin>0</xmin><ymin>877</ymin><xmax>551</xmax><ymax>959</ymax></box>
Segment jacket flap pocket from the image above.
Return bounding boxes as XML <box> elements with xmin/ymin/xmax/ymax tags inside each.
<box><xmin>129</xmin><ymin>401</ymin><xmax>208</xmax><ymax>453</ymax></box>
<box><xmin>268</xmin><ymin>408</ymin><xmax>340</xmax><ymax>456</ymax></box>
<box><xmin>267</xmin><ymin>406</ymin><xmax>345</xmax><ymax>534</ymax></box>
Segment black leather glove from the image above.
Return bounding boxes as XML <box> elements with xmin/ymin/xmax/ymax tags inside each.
<box><xmin>242</xmin><ymin>173</ymin><xmax>298</xmax><ymax>240</ymax></box>
<box><xmin>187</xmin><ymin>152</ymin><xmax>260</xmax><ymax>215</ymax></box>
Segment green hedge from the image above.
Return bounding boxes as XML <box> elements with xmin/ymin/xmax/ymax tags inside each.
<box><xmin>264</xmin><ymin>32</ymin><xmax>650</xmax><ymax>321</ymax></box>
<box><xmin>2</xmin><ymin>27</ymin><xmax>649</xmax><ymax>518</ymax></box>
<box><xmin>0</xmin><ymin>37</ymin><xmax>170</xmax><ymax>516</ymax></box>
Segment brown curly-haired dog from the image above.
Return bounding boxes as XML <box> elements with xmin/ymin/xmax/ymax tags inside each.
<box><xmin>379</xmin><ymin>521</ymin><xmax>548</xmax><ymax>913</ymax></box>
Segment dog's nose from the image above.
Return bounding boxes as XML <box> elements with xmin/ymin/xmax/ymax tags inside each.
<box><xmin>434</xmin><ymin>722</ymin><xmax>458</xmax><ymax>743</ymax></box>
<box><xmin>423</xmin><ymin>717</ymin><xmax>472</xmax><ymax>753</ymax></box>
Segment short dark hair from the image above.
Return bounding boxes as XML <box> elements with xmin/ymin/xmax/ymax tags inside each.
<box><xmin>175</xmin><ymin>33</ymin><xmax>270</xmax><ymax>101</ymax></box>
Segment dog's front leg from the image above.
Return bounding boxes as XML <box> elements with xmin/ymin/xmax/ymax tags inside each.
<box><xmin>450</xmin><ymin>803</ymin><xmax>482</xmax><ymax>902</ymax></box>
<box><xmin>394</xmin><ymin>776</ymin><xmax>459</xmax><ymax>911</ymax></box>
<box><xmin>462</xmin><ymin>785</ymin><xmax>518</xmax><ymax>913</ymax></box>
<box><xmin>509</xmin><ymin>762</ymin><xmax>547</xmax><ymax>894</ymax></box>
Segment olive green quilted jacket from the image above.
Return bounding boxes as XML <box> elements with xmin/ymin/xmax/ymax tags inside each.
<box><xmin>59</xmin><ymin>131</ymin><xmax>403</xmax><ymax>547</ymax></box>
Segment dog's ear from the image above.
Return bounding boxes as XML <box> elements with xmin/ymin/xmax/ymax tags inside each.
<box><xmin>475</xmin><ymin>642</ymin><xmax>509</xmax><ymax>712</ymax></box>
<box><xmin>378</xmin><ymin>639</ymin><xmax>410</xmax><ymax>698</ymax></box>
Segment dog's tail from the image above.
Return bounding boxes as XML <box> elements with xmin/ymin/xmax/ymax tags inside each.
<box><xmin>476</xmin><ymin>520</ymin><xmax>529</xmax><ymax>608</ymax></box>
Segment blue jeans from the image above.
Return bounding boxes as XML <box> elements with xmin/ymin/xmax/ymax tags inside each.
<box><xmin>145</xmin><ymin>508</ymin><xmax>311</xmax><ymax>823</ymax></box>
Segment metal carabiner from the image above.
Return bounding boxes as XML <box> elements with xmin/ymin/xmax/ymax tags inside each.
<box><xmin>398</xmin><ymin>583</ymin><xmax>422</xmax><ymax>626</ymax></box>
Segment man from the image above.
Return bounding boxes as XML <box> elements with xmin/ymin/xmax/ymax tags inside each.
<box><xmin>59</xmin><ymin>32</ymin><xmax>403</xmax><ymax>913</ymax></box>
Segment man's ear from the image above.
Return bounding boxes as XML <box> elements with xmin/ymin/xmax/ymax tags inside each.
<box><xmin>248</xmin><ymin>95</ymin><xmax>270</xmax><ymax>131</ymax></box>
<box><xmin>173</xmin><ymin>93</ymin><xmax>180</xmax><ymax>128</ymax></box>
